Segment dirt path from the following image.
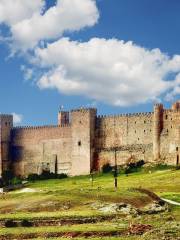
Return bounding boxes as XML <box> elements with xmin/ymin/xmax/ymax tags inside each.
<box><xmin>161</xmin><ymin>198</ymin><xmax>180</xmax><ymax>206</ymax></box>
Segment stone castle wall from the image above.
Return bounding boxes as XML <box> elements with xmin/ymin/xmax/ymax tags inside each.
<box><xmin>0</xmin><ymin>115</ymin><xmax>13</xmax><ymax>175</ymax></box>
<box><xmin>95</xmin><ymin>113</ymin><xmax>154</xmax><ymax>169</ymax></box>
<box><xmin>1</xmin><ymin>102</ymin><xmax>180</xmax><ymax>177</ymax></box>
<box><xmin>11</xmin><ymin>125</ymin><xmax>72</xmax><ymax>176</ymax></box>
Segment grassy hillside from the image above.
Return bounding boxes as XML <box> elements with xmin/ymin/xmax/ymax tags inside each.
<box><xmin>0</xmin><ymin>167</ymin><xmax>179</xmax><ymax>239</ymax></box>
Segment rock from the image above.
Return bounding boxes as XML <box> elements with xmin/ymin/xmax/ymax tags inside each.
<box><xmin>142</xmin><ymin>201</ymin><xmax>168</xmax><ymax>214</ymax></box>
<box><xmin>91</xmin><ymin>202</ymin><xmax>139</xmax><ymax>215</ymax></box>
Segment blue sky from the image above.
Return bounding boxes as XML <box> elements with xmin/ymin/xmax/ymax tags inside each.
<box><xmin>0</xmin><ymin>0</ymin><xmax>180</xmax><ymax>125</ymax></box>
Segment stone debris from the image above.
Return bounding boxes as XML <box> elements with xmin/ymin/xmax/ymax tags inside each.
<box><xmin>142</xmin><ymin>201</ymin><xmax>169</xmax><ymax>214</ymax></box>
<box><xmin>128</xmin><ymin>223</ymin><xmax>152</xmax><ymax>235</ymax></box>
<box><xmin>91</xmin><ymin>202</ymin><xmax>139</xmax><ymax>215</ymax></box>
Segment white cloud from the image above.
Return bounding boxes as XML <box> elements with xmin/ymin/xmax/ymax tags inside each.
<box><xmin>35</xmin><ymin>37</ymin><xmax>180</xmax><ymax>106</ymax></box>
<box><xmin>1</xmin><ymin>0</ymin><xmax>180</xmax><ymax>106</ymax></box>
<box><xmin>0</xmin><ymin>0</ymin><xmax>99</xmax><ymax>51</ymax></box>
<box><xmin>0</xmin><ymin>0</ymin><xmax>44</xmax><ymax>25</ymax></box>
<box><xmin>20</xmin><ymin>65</ymin><xmax>34</xmax><ymax>81</ymax></box>
<box><xmin>12</xmin><ymin>113</ymin><xmax>23</xmax><ymax>125</ymax></box>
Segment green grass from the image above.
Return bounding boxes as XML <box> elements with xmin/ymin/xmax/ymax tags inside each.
<box><xmin>0</xmin><ymin>168</ymin><xmax>179</xmax><ymax>239</ymax></box>
<box><xmin>0</xmin><ymin>222</ymin><xmax>125</xmax><ymax>234</ymax></box>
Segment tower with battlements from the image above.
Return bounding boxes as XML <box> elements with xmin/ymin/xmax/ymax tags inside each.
<box><xmin>0</xmin><ymin>101</ymin><xmax>180</xmax><ymax>177</ymax></box>
<box><xmin>0</xmin><ymin>114</ymin><xmax>13</xmax><ymax>176</ymax></box>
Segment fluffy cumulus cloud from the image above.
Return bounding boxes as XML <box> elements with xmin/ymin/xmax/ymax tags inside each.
<box><xmin>0</xmin><ymin>0</ymin><xmax>180</xmax><ymax>106</ymax></box>
<box><xmin>35</xmin><ymin>38</ymin><xmax>180</xmax><ymax>106</ymax></box>
<box><xmin>12</xmin><ymin>113</ymin><xmax>23</xmax><ymax>125</ymax></box>
<box><xmin>0</xmin><ymin>0</ymin><xmax>99</xmax><ymax>50</ymax></box>
<box><xmin>0</xmin><ymin>0</ymin><xmax>44</xmax><ymax>25</ymax></box>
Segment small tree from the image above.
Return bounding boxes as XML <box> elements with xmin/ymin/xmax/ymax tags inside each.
<box><xmin>2</xmin><ymin>170</ymin><xmax>14</xmax><ymax>186</ymax></box>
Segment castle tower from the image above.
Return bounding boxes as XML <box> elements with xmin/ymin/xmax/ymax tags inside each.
<box><xmin>153</xmin><ymin>104</ymin><xmax>163</xmax><ymax>160</ymax></box>
<box><xmin>71</xmin><ymin>108</ymin><xmax>97</xmax><ymax>176</ymax></box>
<box><xmin>0</xmin><ymin>114</ymin><xmax>13</xmax><ymax>176</ymax></box>
<box><xmin>58</xmin><ymin>111</ymin><xmax>70</xmax><ymax>125</ymax></box>
<box><xmin>171</xmin><ymin>101</ymin><xmax>180</xmax><ymax>111</ymax></box>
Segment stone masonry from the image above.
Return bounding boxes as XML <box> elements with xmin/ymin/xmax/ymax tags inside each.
<box><xmin>0</xmin><ymin>101</ymin><xmax>180</xmax><ymax>177</ymax></box>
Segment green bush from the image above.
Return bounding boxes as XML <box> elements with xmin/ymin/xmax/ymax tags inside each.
<box><xmin>11</xmin><ymin>177</ymin><xmax>22</xmax><ymax>185</ymax></box>
<box><xmin>2</xmin><ymin>170</ymin><xmax>14</xmax><ymax>185</ymax></box>
<box><xmin>56</xmin><ymin>173</ymin><xmax>68</xmax><ymax>179</ymax></box>
<box><xmin>0</xmin><ymin>178</ymin><xmax>4</xmax><ymax>187</ymax></box>
<box><xmin>27</xmin><ymin>174</ymin><xmax>39</xmax><ymax>181</ymax></box>
<box><xmin>21</xmin><ymin>219</ymin><xmax>32</xmax><ymax>227</ymax></box>
<box><xmin>125</xmin><ymin>160</ymin><xmax>145</xmax><ymax>174</ymax></box>
<box><xmin>27</xmin><ymin>171</ymin><xmax>68</xmax><ymax>181</ymax></box>
<box><xmin>5</xmin><ymin>220</ymin><xmax>17</xmax><ymax>228</ymax></box>
<box><xmin>102</xmin><ymin>163</ymin><xmax>113</xmax><ymax>173</ymax></box>
<box><xmin>142</xmin><ymin>163</ymin><xmax>175</xmax><ymax>173</ymax></box>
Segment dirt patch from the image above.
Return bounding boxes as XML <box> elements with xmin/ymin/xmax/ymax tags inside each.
<box><xmin>127</xmin><ymin>224</ymin><xmax>153</xmax><ymax>235</ymax></box>
<box><xmin>0</xmin><ymin>231</ymin><xmax>123</xmax><ymax>239</ymax></box>
<box><xmin>15</xmin><ymin>188</ymin><xmax>38</xmax><ymax>193</ymax></box>
<box><xmin>0</xmin><ymin>215</ymin><xmax>115</xmax><ymax>227</ymax></box>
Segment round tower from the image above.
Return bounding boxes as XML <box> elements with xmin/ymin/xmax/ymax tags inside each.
<box><xmin>153</xmin><ymin>103</ymin><xmax>163</xmax><ymax>160</ymax></box>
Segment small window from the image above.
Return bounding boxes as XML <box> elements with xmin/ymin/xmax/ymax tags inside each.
<box><xmin>165</xmin><ymin>115</ymin><xmax>168</xmax><ymax>120</ymax></box>
<box><xmin>138</xmin><ymin>138</ymin><xmax>140</xmax><ymax>141</ymax></box>
<box><xmin>171</xmin><ymin>126</ymin><xmax>173</xmax><ymax>129</ymax></box>
<box><xmin>176</xmin><ymin>147</ymin><xmax>179</xmax><ymax>152</ymax></box>
<box><xmin>144</xmin><ymin>130</ymin><xmax>146</xmax><ymax>133</ymax></box>
<box><xmin>5</xmin><ymin>122</ymin><xmax>7</xmax><ymax>126</ymax></box>
<box><xmin>78</xmin><ymin>141</ymin><xmax>81</xmax><ymax>146</ymax></box>
<box><xmin>150</xmin><ymin>129</ymin><xmax>151</xmax><ymax>132</ymax></box>
<box><xmin>135</xmin><ymin>121</ymin><xmax>136</xmax><ymax>124</ymax></box>
<box><xmin>135</xmin><ymin>130</ymin><xmax>136</xmax><ymax>133</ymax></box>
<box><xmin>144</xmin><ymin>120</ymin><xmax>146</xmax><ymax>124</ymax></box>
<box><xmin>167</xmin><ymin>129</ymin><xmax>169</xmax><ymax>133</ymax></box>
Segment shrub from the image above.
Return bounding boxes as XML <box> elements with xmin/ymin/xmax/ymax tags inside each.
<box><xmin>11</xmin><ymin>177</ymin><xmax>22</xmax><ymax>185</ymax></box>
<box><xmin>21</xmin><ymin>219</ymin><xmax>32</xmax><ymax>227</ymax></box>
<box><xmin>2</xmin><ymin>170</ymin><xmax>14</xmax><ymax>185</ymax></box>
<box><xmin>27</xmin><ymin>174</ymin><xmax>40</xmax><ymax>181</ymax></box>
<box><xmin>40</xmin><ymin>170</ymin><xmax>53</xmax><ymax>180</ymax></box>
<box><xmin>27</xmin><ymin>171</ymin><xmax>68</xmax><ymax>181</ymax></box>
<box><xmin>142</xmin><ymin>163</ymin><xmax>175</xmax><ymax>173</ymax></box>
<box><xmin>5</xmin><ymin>220</ymin><xmax>17</xmax><ymax>228</ymax></box>
<box><xmin>102</xmin><ymin>163</ymin><xmax>113</xmax><ymax>173</ymax></box>
<box><xmin>56</xmin><ymin>173</ymin><xmax>68</xmax><ymax>179</ymax></box>
<box><xmin>125</xmin><ymin>160</ymin><xmax>145</xmax><ymax>174</ymax></box>
<box><xmin>0</xmin><ymin>178</ymin><xmax>4</xmax><ymax>187</ymax></box>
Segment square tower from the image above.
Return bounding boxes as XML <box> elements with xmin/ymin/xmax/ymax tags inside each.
<box><xmin>0</xmin><ymin>114</ymin><xmax>13</xmax><ymax>176</ymax></box>
<box><xmin>71</xmin><ymin>108</ymin><xmax>97</xmax><ymax>176</ymax></box>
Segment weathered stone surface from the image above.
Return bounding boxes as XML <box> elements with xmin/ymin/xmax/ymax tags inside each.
<box><xmin>91</xmin><ymin>202</ymin><xmax>139</xmax><ymax>215</ymax></box>
<box><xmin>142</xmin><ymin>201</ymin><xmax>169</xmax><ymax>214</ymax></box>
<box><xmin>0</xmin><ymin>100</ymin><xmax>180</xmax><ymax>177</ymax></box>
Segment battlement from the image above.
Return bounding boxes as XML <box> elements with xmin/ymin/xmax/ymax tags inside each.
<box><xmin>71</xmin><ymin>108</ymin><xmax>97</xmax><ymax>113</ymax></box>
<box><xmin>154</xmin><ymin>103</ymin><xmax>163</xmax><ymax>107</ymax></box>
<box><xmin>1</xmin><ymin>102</ymin><xmax>180</xmax><ymax>177</ymax></box>
<box><xmin>97</xmin><ymin>112</ymin><xmax>153</xmax><ymax>119</ymax></box>
<box><xmin>13</xmin><ymin>124</ymin><xmax>71</xmax><ymax>130</ymax></box>
<box><xmin>0</xmin><ymin>114</ymin><xmax>13</xmax><ymax>118</ymax></box>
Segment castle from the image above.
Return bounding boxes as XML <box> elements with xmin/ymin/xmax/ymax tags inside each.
<box><xmin>0</xmin><ymin>101</ymin><xmax>180</xmax><ymax>177</ymax></box>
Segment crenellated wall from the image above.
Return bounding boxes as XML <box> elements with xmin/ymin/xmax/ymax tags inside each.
<box><xmin>95</xmin><ymin>112</ymin><xmax>153</xmax><ymax>169</ymax></box>
<box><xmin>1</xmin><ymin>102</ymin><xmax>180</xmax><ymax>177</ymax></box>
<box><xmin>11</xmin><ymin>125</ymin><xmax>72</xmax><ymax>176</ymax></box>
